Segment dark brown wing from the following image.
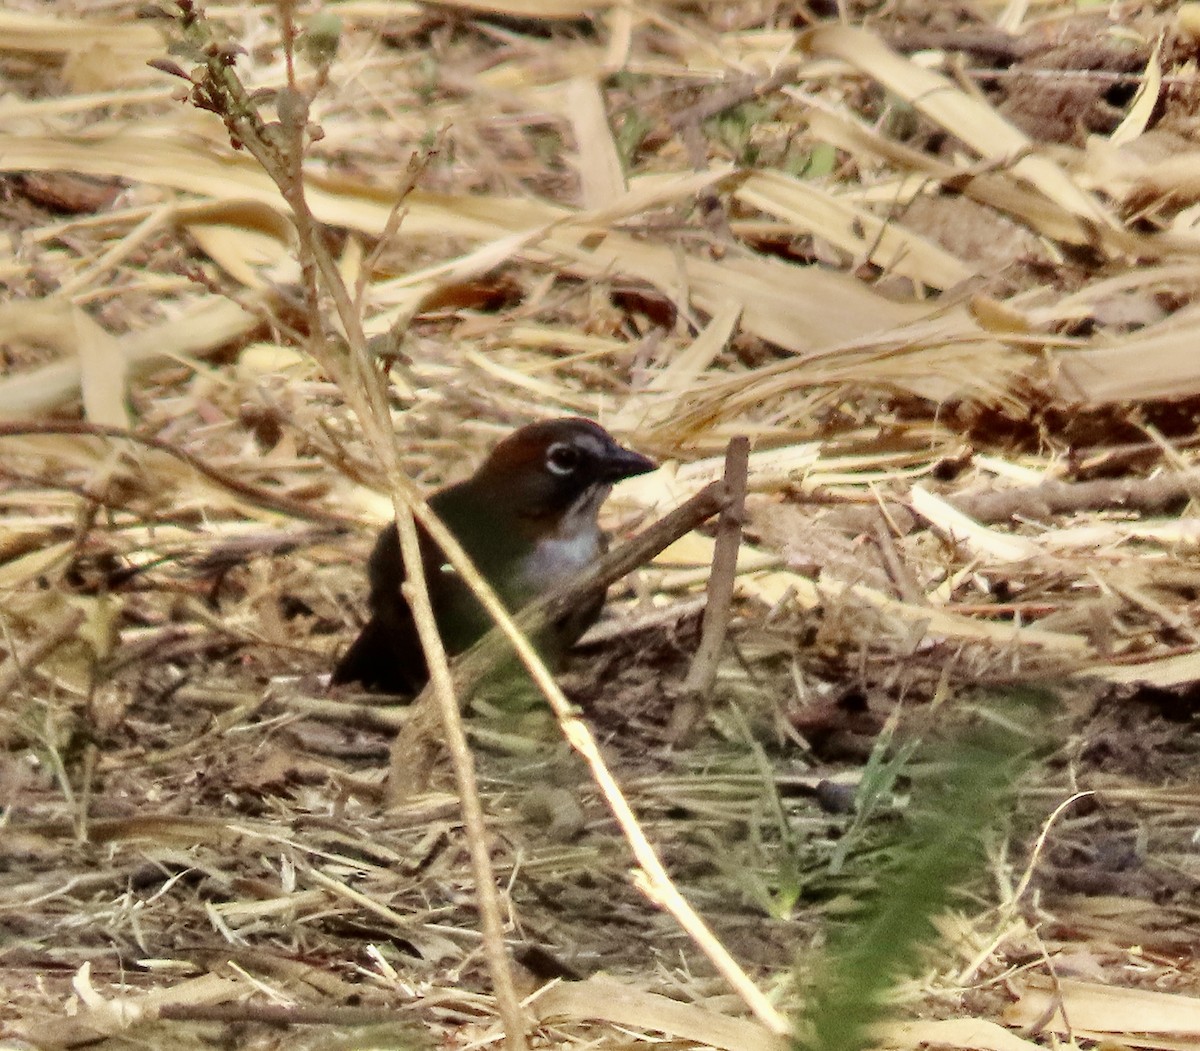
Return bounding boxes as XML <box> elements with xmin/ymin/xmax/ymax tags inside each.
<box><xmin>330</xmin><ymin>602</ymin><xmax>429</xmax><ymax>694</ymax></box>
<box><xmin>330</xmin><ymin>523</ymin><xmax>431</xmax><ymax>694</ymax></box>
<box><xmin>331</xmin><ymin>485</ymin><xmax>488</xmax><ymax>695</ymax></box>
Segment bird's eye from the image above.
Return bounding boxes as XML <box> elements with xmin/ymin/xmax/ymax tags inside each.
<box><xmin>546</xmin><ymin>442</ymin><xmax>581</xmax><ymax>475</ymax></box>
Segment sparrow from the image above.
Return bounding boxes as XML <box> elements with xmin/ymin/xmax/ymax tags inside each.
<box><xmin>332</xmin><ymin>418</ymin><xmax>656</xmax><ymax>695</ymax></box>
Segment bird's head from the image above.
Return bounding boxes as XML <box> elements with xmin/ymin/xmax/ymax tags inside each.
<box><xmin>469</xmin><ymin>418</ymin><xmax>656</xmax><ymax>529</ymax></box>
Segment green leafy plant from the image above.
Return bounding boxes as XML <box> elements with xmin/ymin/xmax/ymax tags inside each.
<box><xmin>795</xmin><ymin>689</ymin><xmax>1053</xmax><ymax>1051</ymax></box>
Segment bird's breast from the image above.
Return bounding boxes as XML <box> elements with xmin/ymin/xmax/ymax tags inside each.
<box><xmin>516</xmin><ymin>528</ymin><xmax>603</xmax><ymax>595</ymax></box>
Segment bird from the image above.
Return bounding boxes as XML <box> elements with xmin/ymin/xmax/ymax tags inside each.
<box><xmin>331</xmin><ymin>418</ymin><xmax>656</xmax><ymax>695</ymax></box>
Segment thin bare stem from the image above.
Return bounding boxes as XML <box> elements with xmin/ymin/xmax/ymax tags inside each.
<box><xmin>158</xmin><ymin>1003</ymin><xmax>416</xmax><ymax>1027</ymax></box>
<box><xmin>162</xmin><ymin>7</ymin><xmax>528</xmax><ymax>1044</ymax></box>
<box><xmin>0</xmin><ymin>421</ymin><xmax>357</xmax><ymax>526</ymax></box>
<box><xmin>393</xmin><ymin>504</ymin><xmax>529</xmax><ymax>1050</ymax></box>
<box><xmin>672</xmin><ymin>436</ymin><xmax>750</xmax><ymax>741</ymax></box>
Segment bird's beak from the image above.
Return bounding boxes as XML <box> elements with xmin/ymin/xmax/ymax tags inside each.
<box><xmin>602</xmin><ymin>444</ymin><xmax>657</xmax><ymax>482</ymax></box>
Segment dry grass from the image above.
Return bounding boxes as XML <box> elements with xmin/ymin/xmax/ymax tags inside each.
<box><xmin>4</xmin><ymin>0</ymin><xmax>1200</xmax><ymax>1047</ymax></box>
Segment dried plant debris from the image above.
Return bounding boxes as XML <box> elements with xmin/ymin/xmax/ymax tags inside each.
<box><xmin>4</xmin><ymin>0</ymin><xmax>1200</xmax><ymax>1048</ymax></box>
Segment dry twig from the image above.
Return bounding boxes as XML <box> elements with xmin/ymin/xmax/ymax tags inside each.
<box><xmin>667</xmin><ymin>436</ymin><xmax>750</xmax><ymax>744</ymax></box>
<box><xmin>158</xmin><ymin>1002</ymin><xmax>414</xmax><ymax>1027</ymax></box>
<box><xmin>0</xmin><ymin>421</ymin><xmax>358</xmax><ymax>526</ymax></box>
<box><xmin>158</xmin><ymin>7</ymin><xmax>528</xmax><ymax>1045</ymax></box>
<box><xmin>953</xmin><ymin>471</ymin><xmax>1200</xmax><ymax>523</ymax></box>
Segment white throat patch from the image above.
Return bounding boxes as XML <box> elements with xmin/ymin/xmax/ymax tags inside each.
<box><xmin>520</xmin><ymin>482</ymin><xmax>609</xmax><ymax>593</ymax></box>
